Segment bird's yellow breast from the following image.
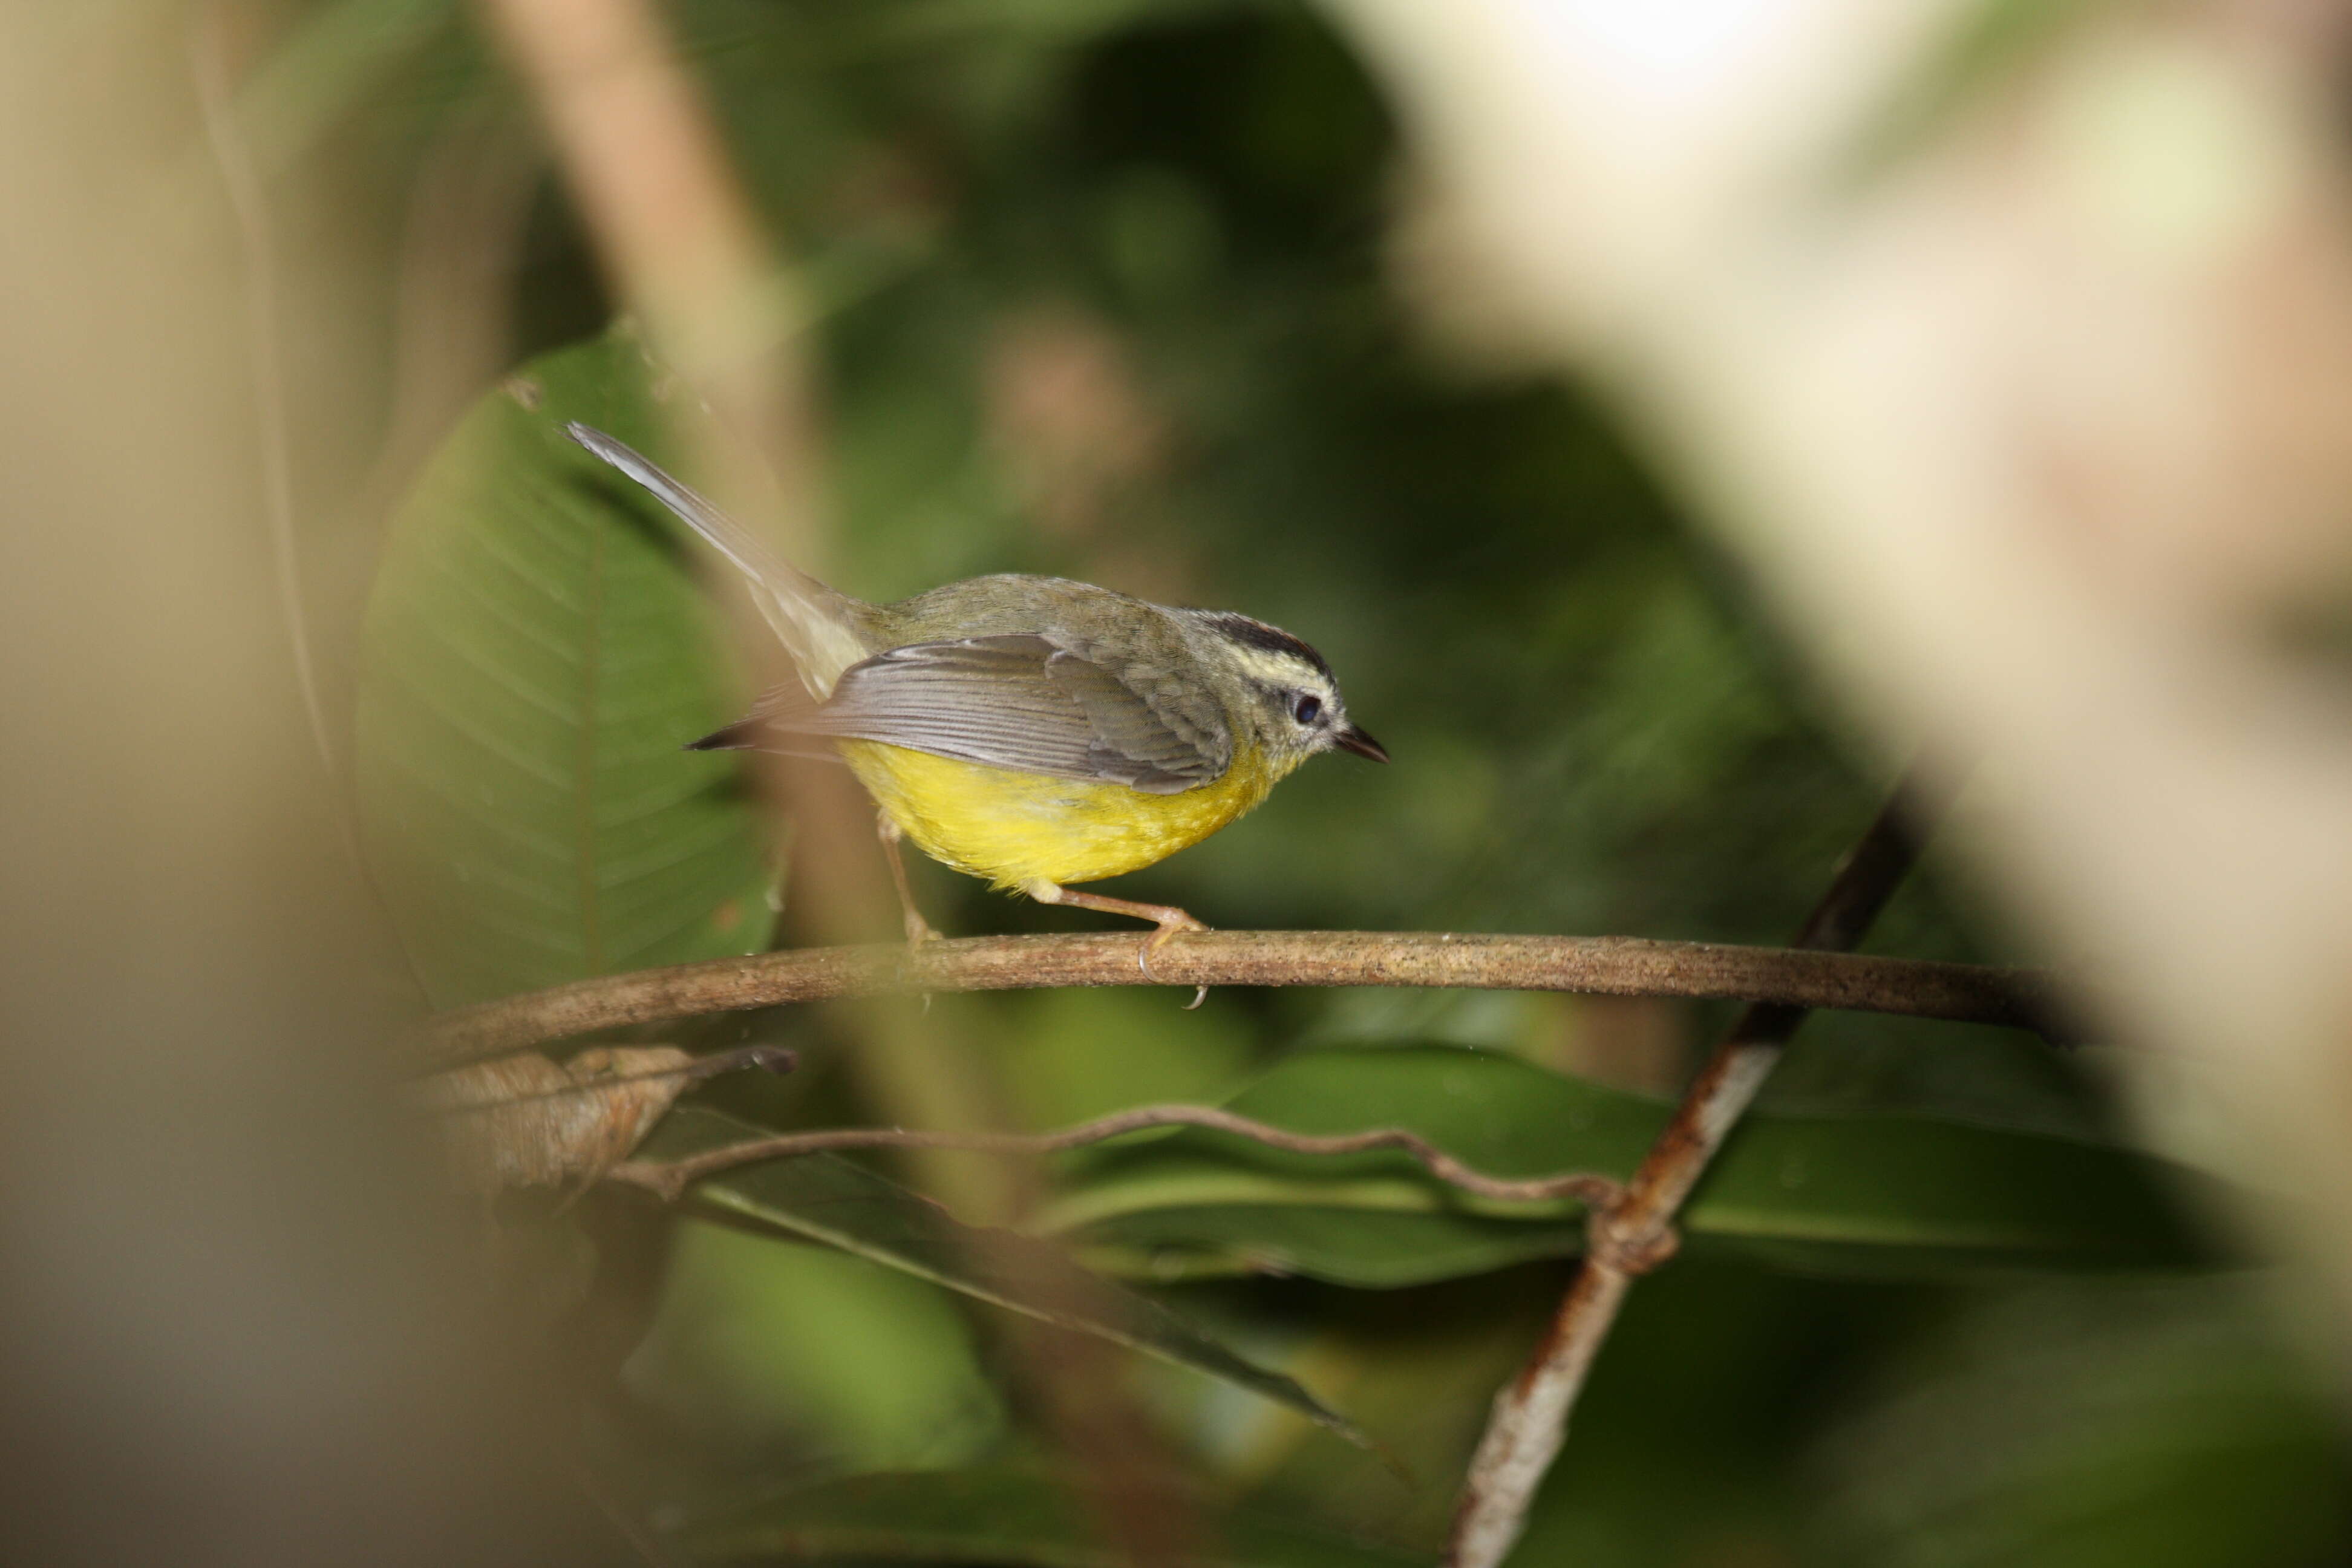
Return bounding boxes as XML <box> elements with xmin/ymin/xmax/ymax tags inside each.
<box><xmin>840</xmin><ymin>740</ymin><xmax>1286</xmax><ymax>890</ymax></box>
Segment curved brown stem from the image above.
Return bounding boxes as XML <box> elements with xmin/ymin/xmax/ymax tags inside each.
<box><xmin>606</xmin><ymin>1100</ymin><xmax>1628</xmax><ymax>1210</ymax></box>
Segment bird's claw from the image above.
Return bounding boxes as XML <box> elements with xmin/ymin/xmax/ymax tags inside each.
<box><xmin>1136</xmin><ymin>915</ymin><xmax>1210</xmax><ymax>1010</ymax></box>
<box><xmin>893</xmin><ymin>916</ymin><xmax>941</xmax><ymax>1012</ymax></box>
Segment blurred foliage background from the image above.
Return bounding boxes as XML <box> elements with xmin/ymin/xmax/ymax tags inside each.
<box><xmin>290</xmin><ymin>0</ymin><xmax>2352</xmax><ymax>1562</ymax></box>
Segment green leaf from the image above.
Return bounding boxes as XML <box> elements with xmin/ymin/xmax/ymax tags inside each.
<box><xmin>1812</xmin><ymin>1281</ymin><xmax>2350</xmax><ymax>1568</ymax></box>
<box><xmin>626</xmin><ymin>1220</ymin><xmax>1006</xmax><ymax>1471</ymax></box>
<box><xmin>642</xmin><ymin>1108</ymin><xmax>1366</xmax><ymax>1446</ymax></box>
<box><xmin>686</xmin><ymin>1464</ymin><xmax>1429</xmax><ymax>1566</ymax></box>
<box><xmin>355</xmin><ymin>331</ymin><xmax>777</xmax><ymax>1007</ymax></box>
<box><xmin>1039</xmin><ymin>1047</ymin><xmax>2220</xmax><ymax>1287</ymax></box>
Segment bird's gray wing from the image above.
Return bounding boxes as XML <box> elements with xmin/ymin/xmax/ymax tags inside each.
<box><xmin>693</xmin><ymin>634</ymin><xmax>1230</xmax><ymax>794</ymax></box>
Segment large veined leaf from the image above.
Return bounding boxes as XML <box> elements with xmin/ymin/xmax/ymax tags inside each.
<box><xmin>356</xmin><ymin>332</ymin><xmax>777</xmax><ymax>1007</ymax></box>
<box><xmin>642</xmin><ymin>1108</ymin><xmax>1365</xmax><ymax>1446</ymax></box>
<box><xmin>686</xmin><ymin>1465</ymin><xmax>1429</xmax><ymax>1567</ymax></box>
<box><xmin>1035</xmin><ymin>1047</ymin><xmax>2223</xmax><ymax>1287</ymax></box>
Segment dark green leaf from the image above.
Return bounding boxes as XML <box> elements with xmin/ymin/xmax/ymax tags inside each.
<box><xmin>1814</xmin><ymin>1282</ymin><xmax>2350</xmax><ymax>1568</ymax></box>
<box><xmin>355</xmin><ymin>331</ymin><xmax>777</xmax><ymax>1007</ymax></box>
<box><xmin>687</xmin><ymin>1464</ymin><xmax>1429</xmax><ymax>1566</ymax></box>
<box><xmin>641</xmin><ymin>1108</ymin><xmax>1365</xmax><ymax>1445</ymax></box>
<box><xmin>1040</xmin><ymin>1047</ymin><xmax>2220</xmax><ymax>1286</ymax></box>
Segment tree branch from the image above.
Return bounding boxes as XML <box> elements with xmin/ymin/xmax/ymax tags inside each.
<box><xmin>403</xmin><ymin>928</ymin><xmax>2056</xmax><ymax>1067</ymax></box>
<box><xmin>605</xmin><ymin>1101</ymin><xmax>1628</xmax><ymax>1210</ymax></box>
<box><xmin>1446</xmin><ymin>773</ymin><xmax>1950</xmax><ymax>1568</ymax></box>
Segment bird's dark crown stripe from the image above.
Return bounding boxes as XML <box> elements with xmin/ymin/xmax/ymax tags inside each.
<box><xmin>1197</xmin><ymin>613</ymin><xmax>1332</xmax><ymax>679</ymax></box>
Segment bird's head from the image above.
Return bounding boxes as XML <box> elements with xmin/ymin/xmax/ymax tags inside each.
<box><xmin>1184</xmin><ymin>611</ymin><xmax>1387</xmax><ymax>774</ymax></box>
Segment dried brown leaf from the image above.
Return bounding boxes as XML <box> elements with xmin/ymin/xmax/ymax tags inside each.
<box><xmin>417</xmin><ymin>1045</ymin><xmax>697</xmax><ymax>1192</ymax></box>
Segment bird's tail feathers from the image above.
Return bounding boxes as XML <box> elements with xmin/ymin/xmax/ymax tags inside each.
<box><xmin>685</xmin><ymin>679</ymin><xmax>848</xmax><ymax>763</ymax></box>
<box><xmin>685</xmin><ymin>719</ymin><xmax>843</xmax><ymax>763</ymax></box>
<box><xmin>564</xmin><ymin>422</ymin><xmax>863</xmax><ymax>688</ymax></box>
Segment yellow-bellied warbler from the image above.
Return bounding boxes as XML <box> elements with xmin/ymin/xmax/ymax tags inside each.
<box><xmin>567</xmin><ymin>422</ymin><xmax>1385</xmax><ymax>967</ymax></box>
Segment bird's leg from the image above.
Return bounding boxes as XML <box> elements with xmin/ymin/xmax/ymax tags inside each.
<box><xmin>875</xmin><ymin>811</ymin><xmax>939</xmax><ymax>950</ymax></box>
<box><xmin>1025</xmin><ymin>880</ymin><xmax>1210</xmax><ymax>1008</ymax></box>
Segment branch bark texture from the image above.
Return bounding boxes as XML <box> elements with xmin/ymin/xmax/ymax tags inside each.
<box><xmin>405</xmin><ymin>928</ymin><xmax>2050</xmax><ymax>1066</ymax></box>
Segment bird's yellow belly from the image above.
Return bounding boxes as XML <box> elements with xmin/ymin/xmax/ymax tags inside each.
<box><xmin>840</xmin><ymin>740</ymin><xmax>1280</xmax><ymax>890</ymax></box>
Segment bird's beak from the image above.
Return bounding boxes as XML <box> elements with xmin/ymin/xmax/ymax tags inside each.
<box><xmin>1335</xmin><ymin>725</ymin><xmax>1389</xmax><ymax>763</ymax></box>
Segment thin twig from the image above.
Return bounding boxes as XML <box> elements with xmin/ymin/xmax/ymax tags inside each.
<box><xmin>403</xmin><ymin>929</ymin><xmax>2054</xmax><ymax>1067</ymax></box>
<box><xmin>605</xmin><ymin>1101</ymin><xmax>1627</xmax><ymax>1210</ymax></box>
<box><xmin>1445</xmin><ymin>770</ymin><xmax>1952</xmax><ymax>1568</ymax></box>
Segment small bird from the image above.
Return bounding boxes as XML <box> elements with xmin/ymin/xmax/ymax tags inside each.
<box><xmin>565</xmin><ymin>423</ymin><xmax>1386</xmax><ymax>975</ymax></box>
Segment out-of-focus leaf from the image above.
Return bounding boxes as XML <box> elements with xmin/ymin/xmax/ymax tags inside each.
<box><xmin>1810</xmin><ymin>1281</ymin><xmax>2351</xmax><ymax>1567</ymax></box>
<box><xmin>240</xmin><ymin>0</ymin><xmax>461</xmax><ymax>171</ymax></box>
<box><xmin>685</xmin><ymin>1463</ymin><xmax>1429</xmax><ymax>1566</ymax></box>
<box><xmin>1758</xmin><ymin>1015</ymin><xmax>2123</xmax><ymax>1145</ymax></box>
<box><xmin>1039</xmin><ymin>1047</ymin><xmax>2219</xmax><ymax>1287</ymax></box>
<box><xmin>416</xmin><ymin>1044</ymin><xmax>695</xmax><ymax>1192</ymax></box>
<box><xmin>641</xmin><ymin>1108</ymin><xmax>1365</xmax><ymax>1445</ymax></box>
<box><xmin>990</xmin><ymin>987</ymin><xmax>1256</xmax><ymax>1131</ymax></box>
<box><xmin>625</xmin><ymin>1221</ymin><xmax>1006</xmax><ymax>1472</ymax></box>
<box><xmin>1838</xmin><ymin>0</ymin><xmax>2120</xmax><ymax>188</ymax></box>
<box><xmin>355</xmin><ymin>330</ymin><xmax>777</xmax><ymax>1007</ymax></box>
<box><xmin>835</xmin><ymin>0</ymin><xmax>1246</xmax><ymax>60</ymax></box>
<box><xmin>1136</xmin><ymin>1272</ymin><xmax>1569</xmax><ymax>1551</ymax></box>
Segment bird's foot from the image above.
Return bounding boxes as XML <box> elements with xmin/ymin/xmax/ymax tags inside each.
<box><xmin>1026</xmin><ymin>882</ymin><xmax>1211</xmax><ymax>1007</ymax></box>
<box><xmin>1131</xmin><ymin>906</ymin><xmax>1210</xmax><ymax>970</ymax></box>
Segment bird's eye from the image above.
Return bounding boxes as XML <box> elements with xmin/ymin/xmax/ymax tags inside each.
<box><xmin>1292</xmin><ymin>693</ymin><xmax>1323</xmax><ymax>725</ymax></box>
